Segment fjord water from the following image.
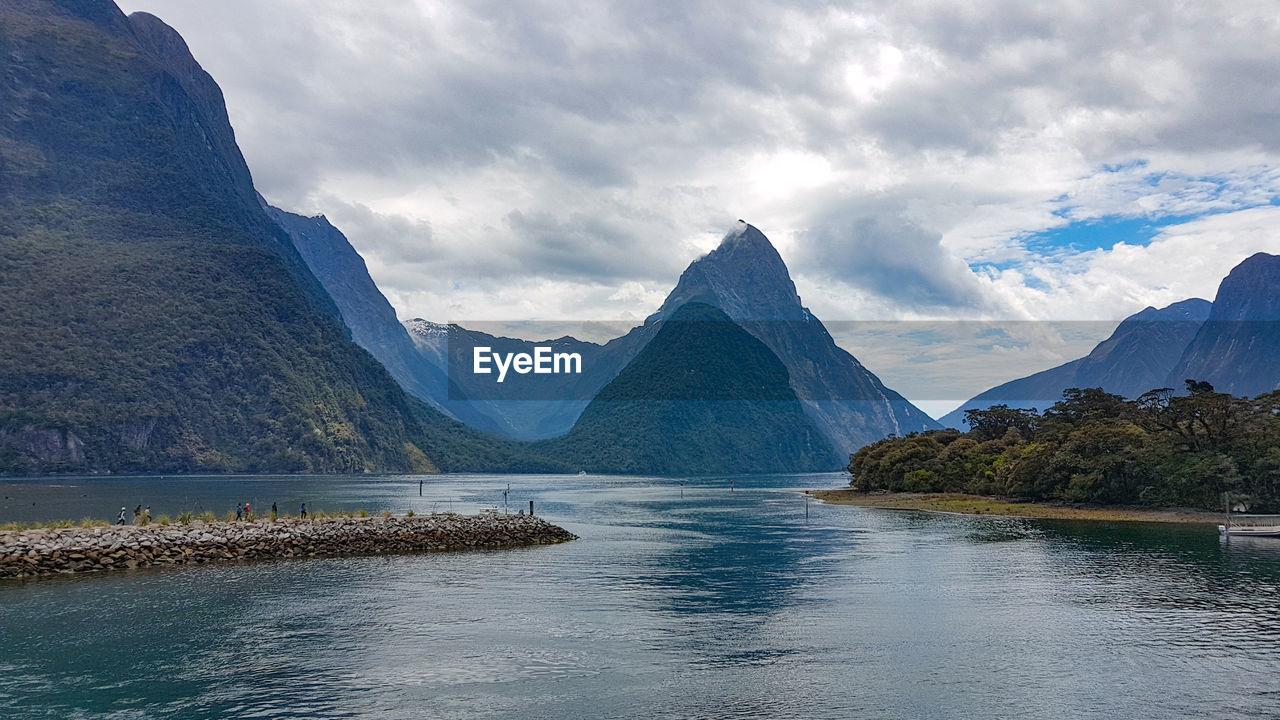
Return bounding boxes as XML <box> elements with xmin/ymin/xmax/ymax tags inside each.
<box><xmin>1</xmin><ymin>475</ymin><xmax>1278</xmax><ymax>719</ymax></box>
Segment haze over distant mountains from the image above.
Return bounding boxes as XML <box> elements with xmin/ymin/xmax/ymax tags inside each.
<box><xmin>942</xmin><ymin>252</ymin><xmax>1280</xmax><ymax>428</ymax></box>
<box><xmin>289</xmin><ymin>215</ymin><xmax>940</xmax><ymax>461</ymax></box>
<box><xmin>939</xmin><ymin>299</ymin><xmax>1211</xmax><ymax>427</ymax></box>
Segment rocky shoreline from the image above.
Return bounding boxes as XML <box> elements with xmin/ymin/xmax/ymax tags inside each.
<box><xmin>0</xmin><ymin>513</ymin><xmax>577</xmax><ymax>579</ymax></box>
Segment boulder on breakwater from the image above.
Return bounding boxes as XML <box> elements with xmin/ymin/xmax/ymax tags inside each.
<box><xmin>0</xmin><ymin>513</ymin><xmax>577</xmax><ymax>579</ymax></box>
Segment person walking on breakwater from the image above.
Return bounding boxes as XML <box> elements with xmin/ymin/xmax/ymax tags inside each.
<box><xmin>236</xmin><ymin>504</ymin><xmax>243</xmax><ymax>521</ymax></box>
<box><xmin>300</xmin><ymin>503</ymin><xmax>307</xmax><ymax>519</ymax></box>
<box><xmin>133</xmin><ymin>505</ymin><xmax>141</xmax><ymax>522</ymax></box>
<box><xmin>244</xmin><ymin>503</ymin><xmax>251</xmax><ymax>519</ymax></box>
<box><xmin>271</xmin><ymin>502</ymin><xmax>278</xmax><ymax>521</ymax></box>
<box><xmin>117</xmin><ymin>507</ymin><xmax>127</xmax><ymax>525</ymax></box>
<box><xmin>143</xmin><ymin>506</ymin><xmax>151</xmax><ymax>525</ymax></box>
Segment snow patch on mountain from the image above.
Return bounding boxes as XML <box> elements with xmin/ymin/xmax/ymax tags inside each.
<box><xmin>404</xmin><ymin>318</ymin><xmax>450</xmax><ymax>338</ymax></box>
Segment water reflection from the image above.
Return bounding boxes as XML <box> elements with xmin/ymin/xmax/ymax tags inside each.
<box><xmin>3</xmin><ymin>473</ymin><xmax>1280</xmax><ymax>719</ymax></box>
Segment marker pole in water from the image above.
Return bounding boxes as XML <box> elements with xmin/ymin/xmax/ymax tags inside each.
<box><xmin>805</xmin><ymin>491</ymin><xmax>810</xmax><ymax>519</ymax></box>
<box><xmin>530</xmin><ymin>500</ymin><xmax>535</xmax><ymax>516</ymax></box>
<box><xmin>419</xmin><ymin>480</ymin><xmax>423</xmax><ymax>497</ymax></box>
<box><xmin>680</xmin><ymin>482</ymin><xmax>684</xmax><ymax>498</ymax></box>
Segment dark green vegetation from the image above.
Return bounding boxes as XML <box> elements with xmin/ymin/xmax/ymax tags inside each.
<box><xmin>0</xmin><ymin>1</ymin><xmax>561</xmax><ymax>474</ymax></box>
<box><xmin>849</xmin><ymin>383</ymin><xmax>1280</xmax><ymax>511</ymax></box>
<box><xmin>537</xmin><ymin>303</ymin><xmax>840</xmax><ymax>474</ymax></box>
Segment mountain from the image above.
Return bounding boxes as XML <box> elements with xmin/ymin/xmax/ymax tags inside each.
<box><xmin>1166</xmin><ymin>252</ymin><xmax>1280</xmax><ymax>397</ymax></box>
<box><xmin>263</xmin><ymin>203</ymin><xmax>453</xmax><ymax>414</ymax></box>
<box><xmin>397</xmin><ymin>222</ymin><xmax>936</xmax><ymax>454</ymax></box>
<box><xmin>0</xmin><ymin>1</ymin><xmax>555</xmax><ymax>474</ymax></box>
<box><xmin>535</xmin><ymin>303</ymin><xmax>838</xmax><ymax>474</ymax></box>
<box><xmin>939</xmin><ymin>299</ymin><xmax>1212</xmax><ymax>428</ymax></box>
<box><xmin>1</xmin><ymin>3</ymin><xmax>339</xmax><ymax>320</ymax></box>
<box><xmin>403</xmin><ymin>318</ymin><xmax>655</xmax><ymax>439</ymax></box>
<box><xmin>647</xmin><ymin>222</ymin><xmax>939</xmax><ymax>454</ymax></box>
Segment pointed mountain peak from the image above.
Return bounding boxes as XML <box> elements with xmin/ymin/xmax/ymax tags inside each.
<box><xmin>708</xmin><ymin>220</ymin><xmax>784</xmax><ymax>263</ymax></box>
<box><xmin>653</xmin><ymin>223</ymin><xmax>803</xmax><ymax>323</ymax></box>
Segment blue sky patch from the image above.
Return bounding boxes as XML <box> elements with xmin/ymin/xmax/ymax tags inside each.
<box><xmin>1024</xmin><ymin>215</ymin><xmax>1185</xmax><ymax>255</ymax></box>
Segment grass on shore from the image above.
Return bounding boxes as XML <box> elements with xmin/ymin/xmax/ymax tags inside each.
<box><xmin>0</xmin><ymin>507</ymin><xmax>449</xmax><ymax>532</ymax></box>
<box><xmin>812</xmin><ymin>489</ymin><xmax>1222</xmax><ymax>524</ymax></box>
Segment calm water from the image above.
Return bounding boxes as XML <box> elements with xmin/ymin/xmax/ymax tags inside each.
<box><xmin>2</xmin><ymin>473</ymin><xmax>1279</xmax><ymax>719</ymax></box>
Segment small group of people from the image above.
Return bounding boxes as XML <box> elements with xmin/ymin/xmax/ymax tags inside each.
<box><xmin>116</xmin><ymin>504</ymin><xmax>149</xmax><ymax>525</ymax></box>
<box><xmin>236</xmin><ymin>501</ymin><xmax>308</xmax><ymax>520</ymax></box>
<box><xmin>111</xmin><ymin>501</ymin><xmax>308</xmax><ymax>525</ymax></box>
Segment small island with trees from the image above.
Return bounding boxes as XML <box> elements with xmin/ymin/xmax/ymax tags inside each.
<box><xmin>819</xmin><ymin>381</ymin><xmax>1279</xmax><ymax>522</ymax></box>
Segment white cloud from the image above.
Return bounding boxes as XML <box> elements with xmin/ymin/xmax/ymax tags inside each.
<box><xmin>982</xmin><ymin>206</ymin><xmax>1280</xmax><ymax>321</ymax></box>
<box><xmin>114</xmin><ymin>0</ymin><xmax>1280</xmax><ymax>411</ymax></box>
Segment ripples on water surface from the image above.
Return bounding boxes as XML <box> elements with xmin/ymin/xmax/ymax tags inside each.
<box><xmin>2</xmin><ymin>473</ymin><xmax>1279</xmax><ymax>719</ymax></box>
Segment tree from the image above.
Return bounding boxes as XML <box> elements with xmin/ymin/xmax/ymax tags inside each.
<box><xmin>964</xmin><ymin>405</ymin><xmax>1039</xmax><ymax>441</ymax></box>
<box><xmin>1044</xmin><ymin>388</ymin><xmax>1128</xmax><ymax>424</ymax></box>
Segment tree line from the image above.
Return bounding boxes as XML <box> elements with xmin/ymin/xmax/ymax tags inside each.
<box><xmin>847</xmin><ymin>382</ymin><xmax>1280</xmax><ymax>511</ymax></box>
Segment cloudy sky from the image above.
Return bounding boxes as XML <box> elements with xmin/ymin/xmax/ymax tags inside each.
<box><xmin>118</xmin><ymin>0</ymin><xmax>1280</xmax><ymax>416</ymax></box>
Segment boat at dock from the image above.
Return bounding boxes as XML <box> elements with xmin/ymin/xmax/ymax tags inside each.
<box><xmin>1219</xmin><ymin>514</ymin><xmax>1280</xmax><ymax>538</ymax></box>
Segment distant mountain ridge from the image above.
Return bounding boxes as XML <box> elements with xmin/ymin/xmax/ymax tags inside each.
<box><xmin>940</xmin><ymin>298</ymin><xmax>1212</xmax><ymax>428</ymax></box>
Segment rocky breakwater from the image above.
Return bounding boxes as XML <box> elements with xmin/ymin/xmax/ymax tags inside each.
<box><xmin>0</xmin><ymin>514</ymin><xmax>577</xmax><ymax>579</ymax></box>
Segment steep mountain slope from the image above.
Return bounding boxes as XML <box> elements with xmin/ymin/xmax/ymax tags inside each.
<box><xmin>1166</xmin><ymin>252</ymin><xmax>1280</xmax><ymax>397</ymax></box>
<box><xmin>0</xmin><ymin>3</ymin><xmax>338</xmax><ymax>319</ymax></box>
<box><xmin>536</xmin><ymin>303</ymin><xmax>838</xmax><ymax>474</ymax></box>
<box><xmin>264</xmin><ymin>203</ymin><xmax>453</xmax><ymax>414</ymax></box>
<box><xmin>939</xmin><ymin>298</ymin><xmax>1212</xmax><ymax>428</ymax></box>
<box><xmin>0</xmin><ymin>1</ymin><xmax>554</xmax><ymax>473</ymax></box>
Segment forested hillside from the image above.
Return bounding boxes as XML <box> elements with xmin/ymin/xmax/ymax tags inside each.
<box><xmin>0</xmin><ymin>1</ymin><xmax>560</xmax><ymax>474</ymax></box>
<box><xmin>850</xmin><ymin>383</ymin><xmax>1280</xmax><ymax>510</ymax></box>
